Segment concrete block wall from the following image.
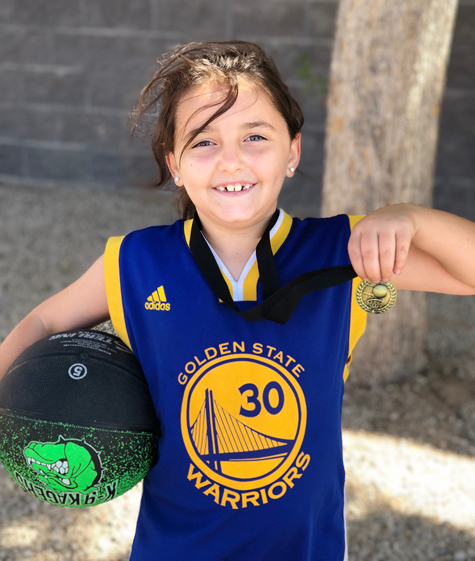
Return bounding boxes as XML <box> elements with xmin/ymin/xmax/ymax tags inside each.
<box><xmin>434</xmin><ymin>0</ymin><xmax>475</xmax><ymax>221</ymax></box>
<box><xmin>0</xmin><ymin>0</ymin><xmax>473</xmax><ymax>218</ymax></box>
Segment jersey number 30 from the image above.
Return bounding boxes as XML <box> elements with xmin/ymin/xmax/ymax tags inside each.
<box><xmin>238</xmin><ymin>382</ymin><xmax>284</xmax><ymax>417</ymax></box>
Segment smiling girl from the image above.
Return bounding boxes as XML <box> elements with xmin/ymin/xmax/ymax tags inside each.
<box><xmin>1</xmin><ymin>41</ymin><xmax>475</xmax><ymax>561</ymax></box>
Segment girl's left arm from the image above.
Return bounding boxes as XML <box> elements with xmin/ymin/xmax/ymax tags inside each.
<box><xmin>348</xmin><ymin>203</ymin><xmax>475</xmax><ymax>295</ymax></box>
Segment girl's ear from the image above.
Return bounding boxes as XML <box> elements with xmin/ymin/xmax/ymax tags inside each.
<box><xmin>286</xmin><ymin>133</ymin><xmax>301</xmax><ymax>178</ymax></box>
<box><xmin>165</xmin><ymin>152</ymin><xmax>183</xmax><ymax>186</ymax></box>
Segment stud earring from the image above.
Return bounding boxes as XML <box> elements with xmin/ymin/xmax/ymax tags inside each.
<box><xmin>290</xmin><ymin>167</ymin><xmax>295</xmax><ymax>173</ymax></box>
<box><xmin>174</xmin><ymin>177</ymin><xmax>180</xmax><ymax>182</ymax></box>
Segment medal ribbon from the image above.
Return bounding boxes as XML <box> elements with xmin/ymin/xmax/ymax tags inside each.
<box><xmin>189</xmin><ymin>210</ymin><xmax>357</xmax><ymax>324</ymax></box>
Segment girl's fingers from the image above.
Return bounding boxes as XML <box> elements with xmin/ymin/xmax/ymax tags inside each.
<box><xmin>378</xmin><ymin>232</ymin><xmax>397</xmax><ymax>282</ymax></box>
<box><xmin>359</xmin><ymin>233</ymin><xmax>382</xmax><ymax>283</ymax></box>
<box><xmin>348</xmin><ymin>230</ymin><xmax>367</xmax><ymax>280</ymax></box>
<box><xmin>394</xmin><ymin>231</ymin><xmax>411</xmax><ymax>275</ymax></box>
<box><xmin>349</xmin><ymin>214</ymin><xmax>414</xmax><ymax>282</ymax></box>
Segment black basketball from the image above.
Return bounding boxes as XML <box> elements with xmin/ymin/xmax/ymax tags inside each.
<box><xmin>0</xmin><ymin>329</ymin><xmax>160</xmax><ymax>508</ymax></box>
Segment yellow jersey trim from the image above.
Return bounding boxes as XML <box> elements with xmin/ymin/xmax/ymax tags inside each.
<box><xmin>242</xmin><ymin>262</ymin><xmax>259</xmax><ymax>300</ymax></box>
<box><xmin>343</xmin><ymin>215</ymin><xmax>367</xmax><ymax>382</ymax></box>
<box><xmin>184</xmin><ymin>219</ymin><xmax>192</xmax><ymax>247</ymax></box>
<box><xmin>104</xmin><ymin>236</ymin><xmax>132</xmax><ymax>350</ymax></box>
<box><xmin>221</xmin><ymin>271</ymin><xmax>234</xmax><ymax>299</ymax></box>
<box><xmin>270</xmin><ymin>211</ymin><xmax>293</xmax><ymax>254</ymax></box>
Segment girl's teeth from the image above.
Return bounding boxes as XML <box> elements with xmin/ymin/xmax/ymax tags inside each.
<box><xmin>216</xmin><ymin>184</ymin><xmax>253</xmax><ymax>192</ymax></box>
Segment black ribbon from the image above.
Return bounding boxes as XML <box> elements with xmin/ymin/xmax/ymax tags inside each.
<box><xmin>189</xmin><ymin>211</ymin><xmax>357</xmax><ymax>324</ymax></box>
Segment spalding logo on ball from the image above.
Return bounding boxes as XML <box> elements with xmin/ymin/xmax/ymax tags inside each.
<box><xmin>0</xmin><ymin>329</ymin><xmax>160</xmax><ymax>508</ymax></box>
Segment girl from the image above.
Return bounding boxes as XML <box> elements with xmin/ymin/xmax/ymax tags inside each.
<box><xmin>1</xmin><ymin>41</ymin><xmax>474</xmax><ymax>561</ymax></box>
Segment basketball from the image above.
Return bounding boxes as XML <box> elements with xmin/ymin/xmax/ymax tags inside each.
<box><xmin>0</xmin><ymin>329</ymin><xmax>160</xmax><ymax>508</ymax></box>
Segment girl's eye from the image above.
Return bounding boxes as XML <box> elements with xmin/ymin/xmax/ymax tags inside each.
<box><xmin>192</xmin><ymin>135</ymin><xmax>266</xmax><ymax>148</ymax></box>
<box><xmin>192</xmin><ymin>140</ymin><xmax>213</xmax><ymax>148</ymax></box>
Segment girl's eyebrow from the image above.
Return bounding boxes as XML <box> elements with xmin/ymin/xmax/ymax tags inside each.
<box><xmin>183</xmin><ymin>121</ymin><xmax>276</xmax><ymax>143</ymax></box>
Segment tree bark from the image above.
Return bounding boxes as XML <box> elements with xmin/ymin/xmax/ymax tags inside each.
<box><xmin>322</xmin><ymin>0</ymin><xmax>459</xmax><ymax>384</ymax></box>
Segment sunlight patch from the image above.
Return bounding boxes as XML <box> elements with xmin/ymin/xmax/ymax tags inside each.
<box><xmin>343</xmin><ymin>429</ymin><xmax>475</xmax><ymax>534</ymax></box>
<box><xmin>1</xmin><ymin>526</ymin><xmax>40</xmax><ymax>548</ymax></box>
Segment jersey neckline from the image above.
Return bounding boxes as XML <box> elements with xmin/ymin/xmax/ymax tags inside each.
<box><xmin>183</xmin><ymin>209</ymin><xmax>293</xmax><ymax>301</ymax></box>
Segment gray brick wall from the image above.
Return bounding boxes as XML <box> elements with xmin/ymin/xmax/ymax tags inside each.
<box><xmin>0</xmin><ymin>0</ymin><xmax>473</xmax><ymax>219</ymax></box>
<box><xmin>434</xmin><ymin>1</ymin><xmax>475</xmax><ymax>221</ymax></box>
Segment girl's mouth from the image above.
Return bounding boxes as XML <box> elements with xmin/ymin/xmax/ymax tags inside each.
<box><xmin>213</xmin><ymin>183</ymin><xmax>256</xmax><ymax>193</ymax></box>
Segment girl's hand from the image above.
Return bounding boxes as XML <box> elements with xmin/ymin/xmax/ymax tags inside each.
<box><xmin>348</xmin><ymin>204</ymin><xmax>418</xmax><ymax>283</ymax></box>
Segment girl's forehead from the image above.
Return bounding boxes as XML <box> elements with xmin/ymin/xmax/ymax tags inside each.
<box><xmin>175</xmin><ymin>80</ymin><xmax>281</xmax><ymax>135</ymax></box>
<box><xmin>179</xmin><ymin>78</ymin><xmax>258</xmax><ymax>105</ymax></box>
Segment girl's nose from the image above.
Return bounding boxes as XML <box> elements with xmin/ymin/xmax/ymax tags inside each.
<box><xmin>217</xmin><ymin>144</ymin><xmax>245</xmax><ymax>174</ymax></box>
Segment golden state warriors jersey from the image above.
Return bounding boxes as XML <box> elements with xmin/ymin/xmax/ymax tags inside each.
<box><xmin>104</xmin><ymin>210</ymin><xmax>366</xmax><ymax>561</ymax></box>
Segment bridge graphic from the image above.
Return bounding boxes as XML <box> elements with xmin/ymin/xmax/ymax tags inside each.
<box><xmin>190</xmin><ymin>389</ymin><xmax>295</xmax><ymax>475</ymax></box>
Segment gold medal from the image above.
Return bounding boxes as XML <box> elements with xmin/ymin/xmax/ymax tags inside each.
<box><xmin>356</xmin><ymin>280</ymin><xmax>397</xmax><ymax>314</ymax></box>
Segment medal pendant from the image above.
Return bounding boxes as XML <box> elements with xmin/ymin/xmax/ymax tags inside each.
<box><xmin>356</xmin><ymin>280</ymin><xmax>397</xmax><ymax>314</ymax></box>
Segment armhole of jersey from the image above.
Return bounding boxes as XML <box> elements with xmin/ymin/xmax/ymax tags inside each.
<box><xmin>104</xmin><ymin>236</ymin><xmax>132</xmax><ymax>350</ymax></box>
<box><xmin>343</xmin><ymin>215</ymin><xmax>367</xmax><ymax>383</ymax></box>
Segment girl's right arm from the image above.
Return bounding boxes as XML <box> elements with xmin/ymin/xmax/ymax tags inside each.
<box><xmin>0</xmin><ymin>255</ymin><xmax>110</xmax><ymax>381</ymax></box>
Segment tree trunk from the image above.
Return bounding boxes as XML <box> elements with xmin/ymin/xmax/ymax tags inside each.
<box><xmin>322</xmin><ymin>0</ymin><xmax>459</xmax><ymax>385</ymax></box>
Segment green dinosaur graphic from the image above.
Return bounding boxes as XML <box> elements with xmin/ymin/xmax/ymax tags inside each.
<box><xmin>23</xmin><ymin>437</ymin><xmax>103</xmax><ymax>494</ymax></box>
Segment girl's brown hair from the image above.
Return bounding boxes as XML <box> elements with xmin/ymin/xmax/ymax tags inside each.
<box><xmin>130</xmin><ymin>41</ymin><xmax>304</xmax><ymax>219</ymax></box>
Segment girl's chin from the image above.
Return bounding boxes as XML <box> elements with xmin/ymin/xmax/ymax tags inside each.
<box><xmin>196</xmin><ymin>197</ymin><xmax>278</xmax><ymax>227</ymax></box>
<box><xmin>210</xmin><ymin>208</ymin><xmax>274</xmax><ymax>228</ymax></box>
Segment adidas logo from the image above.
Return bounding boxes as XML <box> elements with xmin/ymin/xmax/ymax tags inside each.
<box><xmin>144</xmin><ymin>286</ymin><xmax>171</xmax><ymax>311</ymax></box>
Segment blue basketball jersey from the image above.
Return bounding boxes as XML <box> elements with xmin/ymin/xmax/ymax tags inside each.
<box><xmin>104</xmin><ymin>210</ymin><xmax>366</xmax><ymax>561</ymax></box>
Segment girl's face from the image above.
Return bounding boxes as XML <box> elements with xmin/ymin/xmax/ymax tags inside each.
<box><xmin>166</xmin><ymin>79</ymin><xmax>301</xmax><ymax>232</ymax></box>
